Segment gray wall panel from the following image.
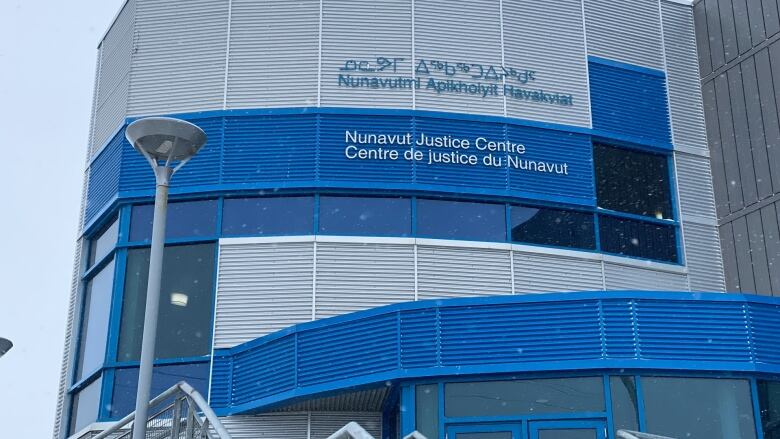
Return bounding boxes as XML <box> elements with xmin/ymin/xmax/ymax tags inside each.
<box><xmin>221</xmin><ymin>414</ymin><xmax>309</xmax><ymax>439</ymax></box>
<box><xmin>756</xmin><ymin>48</ymin><xmax>780</xmax><ymax>196</ymax></box>
<box><xmin>714</xmin><ymin>73</ymin><xmax>744</xmax><ymax>212</ymax></box>
<box><xmin>732</xmin><ymin>216</ymin><xmax>756</xmax><ymax>293</ymax></box>
<box><xmin>584</xmin><ymin>0</ymin><xmax>664</xmax><ymax>69</ymax></box>
<box><xmin>417</xmin><ymin>245</ymin><xmax>512</xmax><ymax>299</ymax></box>
<box><xmin>763</xmin><ymin>203</ymin><xmax>780</xmax><ymax>295</ymax></box>
<box><xmin>727</xmin><ymin>65</ymin><xmax>759</xmax><ymax>206</ymax></box>
<box><xmin>741</xmin><ymin>57</ymin><xmax>775</xmax><ymax>200</ymax></box>
<box><xmin>747</xmin><ymin>0</ymin><xmax>767</xmax><ymax>45</ymax></box>
<box><xmin>718</xmin><ymin>0</ymin><xmax>738</xmax><ymax>62</ymax></box>
<box><xmin>320</xmin><ymin>0</ymin><xmax>413</xmax><ymax>108</ymax></box>
<box><xmin>603</xmin><ymin>263</ymin><xmax>688</xmax><ymax>291</ymax></box>
<box><xmin>731</xmin><ymin>0</ymin><xmax>751</xmax><ymax>54</ymax></box>
<box><xmin>675</xmin><ymin>152</ymin><xmax>718</xmax><ymax>220</ymax></box>
<box><xmin>719</xmin><ymin>222</ymin><xmax>740</xmax><ymax>291</ymax></box>
<box><xmin>684</xmin><ymin>221</ymin><xmax>726</xmax><ymax>292</ymax></box>
<box><xmin>701</xmin><ymin>80</ymin><xmax>730</xmax><ymax>217</ymax></box>
<box><xmin>747</xmin><ymin>210</ymin><xmax>773</xmax><ymax>295</ymax></box>
<box><xmin>513</xmin><ymin>252</ymin><xmax>603</xmax><ymax>293</ymax></box>
<box><xmin>768</xmin><ymin>41</ymin><xmax>780</xmax><ymax>193</ymax></box>
<box><xmin>763</xmin><ymin>0</ymin><xmax>780</xmax><ymax>37</ymax></box>
<box><xmin>310</xmin><ymin>413</ymin><xmax>382</xmax><ymax>439</ymax></box>
<box><xmin>694</xmin><ymin>1</ymin><xmax>713</xmax><ymax>76</ymax></box>
<box><xmin>226</xmin><ymin>0</ymin><xmax>319</xmax><ymax>109</ymax></box>
<box><xmin>503</xmin><ymin>0</ymin><xmax>590</xmax><ymax>127</ymax></box>
<box><xmin>705</xmin><ymin>0</ymin><xmax>726</xmax><ymax>69</ymax></box>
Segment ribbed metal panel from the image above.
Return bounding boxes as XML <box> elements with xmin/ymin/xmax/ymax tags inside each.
<box><xmin>601</xmin><ymin>299</ymin><xmax>636</xmax><ymax>358</ymax></box>
<box><xmin>414</xmin><ymin>0</ymin><xmax>503</xmax><ymax>115</ymax></box>
<box><xmin>220</xmin><ymin>413</ymin><xmax>309</xmax><ymax>439</ymax></box>
<box><xmin>310</xmin><ymin>412</ymin><xmax>382</xmax><ymax>439</ymax></box>
<box><xmin>210</xmin><ymin>356</ymin><xmax>232</xmax><ymax>408</ymax></box>
<box><xmin>127</xmin><ymin>0</ymin><xmax>227</xmax><ymax>115</ymax></box>
<box><xmin>503</xmin><ymin>0</ymin><xmax>590</xmax><ymax>127</ymax></box>
<box><xmin>400</xmin><ymin>309</ymin><xmax>438</xmax><ymax>369</ymax></box>
<box><xmin>661</xmin><ymin>1</ymin><xmax>708</xmax><ymax>152</ymax></box>
<box><xmin>320</xmin><ymin>0</ymin><xmax>413</xmax><ymax>108</ymax></box>
<box><xmin>683</xmin><ymin>221</ymin><xmax>726</xmax><ymax>292</ymax></box>
<box><xmin>231</xmin><ymin>335</ymin><xmax>296</xmax><ymax>405</ymax></box>
<box><xmin>417</xmin><ymin>245</ymin><xmax>512</xmax><ymax>299</ymax></box>
<box><xmin>675</xmin><ymin>152</ymin><xmax>717</xmax><ymax>220</ymax></box>
<box><xmin>85</xmin><ymin>133</ymin><xmax>122</xmax><ymax>223</ymax></box>
<box><xmin>513</xmin><ymin>252</ymin><xmax>603</xmax><ymax>293</ymax></box>
<box><xmin>584</xmin><ymin>0</ymin><xmax>664</xmax><ymax>69</ymax></box>
<box><xmin>274</xmin><ymin>388</ymin><xmax>389</xmax><ymax>412</ymax></box>
<box><xmin>214</xmin><ymin>242</ymin><xmax>314</xmax><ymax>349</ymax></box>
<box><xmin>603</xmin><ymin>263</ymin><xmax>688</xmax><ymax>291</ymax></box>
<box><xmin>87</xmin><ymin>48</ymin><xmax>101</xmax><ymax>158</ymax></box>
<box><xmin>749</xmin><ymin>303</ymin><xmax>780</xmax><ymax>364</ymax></box>
<box><xmin>226</xmin><ymin>0</ymin><xmax>319</xmax><ymax>109</ymax></box>
<box><xmin>315</xmin><ymin>242</ymin><xmax>415</xmax><ymax>319</ymax></box>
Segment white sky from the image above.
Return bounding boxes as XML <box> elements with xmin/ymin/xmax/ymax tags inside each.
<box><xmin>0</xmin><ymin>1</ymin><xmax>124</xmax><ymax>437</ymax></box>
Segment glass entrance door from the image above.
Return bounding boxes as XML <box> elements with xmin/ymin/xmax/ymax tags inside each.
<box><xmin>528</xmin><ymin>420</ymin><xmax>606</xmax><ymax>439</ymax></box>
<box><xmin>447</xmin><ymin>424</ymin><xmax>521</xmax><ymax>439</ymax></box>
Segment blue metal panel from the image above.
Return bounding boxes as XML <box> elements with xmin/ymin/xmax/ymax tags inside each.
<box><xmin>206</xmin><ymin>355</ymin><xmax>231</xmax><ymax>408</ymax></box>
<box><xmin>230</xmin><ymin>334</ymin><xmax>295</xmax><ymax>405</ymax></box>
<box><xmin>601</xmin><ymin>299</ymin><xmax>636</xmax><ymax>358</ymax></box>
<box><xmin>85</xmin><ymin>134</ymin><xmax>122</xmax><ymax>223</ymax></box>
<box><xmin>400</xmin><ymin>309</ymin><xmax>438</xmax><ymax>369</ymax></box>
<box><xmin>589</xmin><ymin>57</ymin><xmax>672</xmax><ymax>146</ymax></box>
<box><xmin>748</xmin><ymin>302</ymin><xmax>780</xmax><ymax>364</ymax></box>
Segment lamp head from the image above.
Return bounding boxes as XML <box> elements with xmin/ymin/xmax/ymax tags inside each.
<box><xmin>125</xmin><ymin>117</ymin><xmax>207</xmax><ymax>163</ymax></box>
<box><xmin>0</xmin><ymin>338</ymin><xmax>12</xmax><ymax>357</ymax></box>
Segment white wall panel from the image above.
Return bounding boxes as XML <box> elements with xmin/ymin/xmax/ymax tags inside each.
<box><xmin>503</xmin><ymin>0</ymin><xmax>591</xmax><ymax>127</ymax></box>
<box><xmin>414</xmin><ymin>0</ymin><xmax>504</xmax><ymax>115</ymax></box>
<box><xmin>514</xmin><ymin>252</ymin><xmax>603</xmax><ymax>293</ymax></box>
<box><xmin>603</xmin><ymin>262</ymin><xmax>689</xmax><ymax>291</ymax></box>
<box><xmin>128</xmin><ymin>0</ymin><xmax>228</xmax><ymax>115</ymax></box>
<box><xmin>226</xmin><ymin>0</ymin><xmax>319</xmax><ymax>108</ymax></box>
<box><xmin>320</xmin><ymin>0</ymin><xmax>413</xmax><ymax>108</ymax></box>
<box><xmin>215</xmin><ymin>242</ymin><xmax>314</xmax><ymax>349</ymax></box>
<box><xmin>417</xmin><ymin>245</ymin><xmax>512</xmax><ymax>299</ymax></box>
<box><xmin>675</xmin><ymin>151</ymin><xmax>718</xmax><ymax>221</ymax></box>
<box><xmin>315</xmin><ymin>242</ymin><xmax>415</xmax><ymax>319</ymax></box>
<box><xmin>310</xmin><ymin>412</ymin><xmax>382</xmax><ymax>439</ymax></box>
<box><xmin>683</xmin><ymin>221</ymin><xmax>726</xmax><ymax>292</ymax></box>
<box><xmin>221</xmin><ymin>413</ymin><xmax>309</xmax><ymax>439</ymax></box>
<box><xmin>584</xmin><ymin>0</ymin><xmax>665</xmax><ymax>69</ymax></box>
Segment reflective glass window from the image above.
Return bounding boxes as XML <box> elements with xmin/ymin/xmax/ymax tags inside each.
<box><xmin>69</xmin><ymin>376</ymin><xmax>103</xmax><ymax>435</ymax></box>
<box><xmin>642</xmin><ymin>377</ymin><xmax>756</xmax><ymax>439</ymax></box>
<box><xmin>88</xmin><ymin>218</ymin><xmax>119</xmax><ymax>267</ymax></box>
<box><xmin>758</xmin><ymin>380</ymin><xmax>780</xmax><ymax>439</ymax></box>
<box><xmin>319</xmin><ymin>196</ymin><xmax>411</xmax><ymax>236</ymax></box>
<box><xmin>511</xmin><ymin>206</ymin><xmax>595</xmax><ymax>249</ymax></box>
<box><xmin>222</xmin><ymin>196</ymin><xmax>314</xmax><ymax>236</ymax></box>
<box><xmin>416</xmin><ymin>384</ymin><xmax>439</xmax><ymax>439</ymax></box>
<box><xmin>129</xmin><ymin>200</ymin><xmax>217</xmax><ymax>242</ymax></box>
<box><xmin>76</xmin><ymin>260</ymin><xmax>115</xmax><ymax>380</ymax></box>
<box><xmin>594</xmin><ymin>144</ymin><xmax>672</xmax><ymax>219</ymax></box>
<box><xmin>457</xmin><ymin>433</ymin><xmax>511</xmax><ymax>439</ymax></box>
<box><xmin>118</xmin><ymin>244</ymin><xmax>215</xmax><ymax>361</ymax></box>
<box><xmin>610</xmin><ymin>376</ymin><xmax>639</xmax><ymax>433</ymax></box>
<box><xmin>110</xmin><ymin>363</ymin><xmax>210</xmax><ymax>419</ymax></box>
<box><xmin>417</xmin><ymin>199</ymin><xmax>506</xmax><ymax>242</ymax></box>
<box><xmin>599</xmin><ymin>215</ymin><xmax>678</xmax><ymax>262</ymax></box>
<box><xmin>445</xmin><ymin>377</ymin><xmax>604</xmax><ymax>417</ymax></box>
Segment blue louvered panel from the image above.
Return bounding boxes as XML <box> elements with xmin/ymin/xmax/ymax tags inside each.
<box><xmin>589</xmin><ymin>60</ymin><xmax>672</xmax><ymax>146</ymax></box>
<box><xmin>318</xmin><ymin>114</ymin><xmax>414</xmax><ymax>183</ymax></box>
<box><xmin>438</xmin><ymin>301</ymin><xmax>602</xmax><ymax>366</ymax></box>
<box><xmin>230</xmin><ymin>335</ymin><xmax>296</xmax><ymax>406</ymax></box>
<box><xmin>635</xmin><ymin>300</ymin><xmax>750</xmax><ymax>362</ymax></box>
<box><xmin>601</xmin><ymin>299</ymin><xmax>637</xmax><ymax>358</ymax></box>
<box><xmin>748</xmin><ymin>302</ymin><xmax>780</xmax><ymax>364</ymax></box>
<box><xmin>222</xmin><ymin>114</ymin><xmax>317</xmax><ymax>184</ymax></box>
<box><xmin>506</xmin><ymin>124</ymin><xmax>594</xmax><ymax>205</ymax></box>
<box><xmin>168</xmin><ymin>117</ymin><xmax>222</xmax><ymax>188</ymax></box>
<box><xmin>85</xmin><ymin>133</ymin><xmax>123</xmax><ymax>223</ymax></box>
<box><xmin>399</xmin><ymin>309</ymin><xmax>438</xmax><ymax>369</ymax></box>
<box><xmin>209</xmin><ymin>356</ymin><xmax>233</xmax><ymax>408</ymax></box>
<box><xmin>297</xmin><ymin>314</ymin><xmax>398</xmax><ymax>386</ymax></box>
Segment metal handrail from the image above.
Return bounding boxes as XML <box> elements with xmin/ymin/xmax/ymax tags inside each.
<box><xmin>92</xmin><ymin>381</ymin><xmax>231</xmax><ymax>439</ymax></box>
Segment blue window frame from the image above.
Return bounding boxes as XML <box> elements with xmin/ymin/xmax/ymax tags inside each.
<box><xmin>598</xmin><ymin>215</ymin><xmax>678</xmax><ymax>263</ymax></box>
<box><xmin>417</xmin><ymin>198</ymin><xmax>506</xmax><ymax>242</ymax></box>
<box><xmin>75</xmin><ymin>260</ymin><xmax>115</xmax><ymax>381</ymax></box>
<box><xmin>87</xmin><ymin>217</ymin><xmax>119</xmax><ymax>268</ymax></box>
<box><xmin>222</xmin><ymin>196</ymin><xmax>314</xmax><ymax>236</ymax></box>
<box><xmin>319</xmin><ymin>196</ymin><xmax>412</xmax><ymax>236</ymax></box>
<box><xmin>69</xmin><ymin>375</ymin><xmax>103</xmax><ymax>435</ymax></box>
<box><xmin>129</xmin><ymin>199</ymin><xmax>217</xmax><ymax>242</ymax></box>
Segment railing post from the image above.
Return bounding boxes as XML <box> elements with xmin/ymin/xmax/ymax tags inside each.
<box><xmin>171</xmin><ymin>396</ymin><xmax>183</xmax><ymax>438</ymax></box>
<box><xmin>185</xmin><ymin>403</ymin><xmax>196</xmax><ymax>439</ymax></box>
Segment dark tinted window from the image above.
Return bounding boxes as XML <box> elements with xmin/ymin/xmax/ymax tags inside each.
<box><xmin>319</xmin><ymin>196</ymin><xmax>411</xmax><ymax>236</ymax></box>
<box><xmin>118</xmin><ymin>244</ymin><xmax>215</xmax><ymax>361</ymax></box>
<box><xmin>599</xmin><ymin>215</ymin><xmax>678</xmax><ymax>262</ymax></box>
<box><xmin>594</xmin><ymin>144</ymin><xmax>672</xmax><ymax>219</ymax></box>
<box><xmin>88</xmin><ymin>218</ymin><xmax>119</xmax><ymax>267</ymax></box>
<box><xmin>511</xmin><ymin>206</ymin><xmax>595</xmax><ymax>249</ymax></box>
<box><xmin>417</xmin><ymin>199</ymin><xmax>506</xmax><ymax>242</ymax></box>
<box><xmin>110</xmin><ymin>363</ymin><xmax>210</xmax><ymax>419</ymax></box>
<box><xmin>445</xmin><ymin>377</ymin><xmax>604</xmax><ymax>417</ymax></box>
<box><xmin>69</xmin><ymin>376</ymin><xmax>103</xmax><ymax>435</ymax></box>
<box><xmin>222</xmin><ymin>196</ymin><xmax>314</xmax><ymax>236</ymax></box>
<box><xmin>76</xmin><ymin>260</ymin><xmax>115</xmax><ymax>380</ymax></box>
<box><xmin>610</xmin><ymin>376</ymin><xmax>639</xmax><ymax>433</ymax></box>
<box><xmin>416</xmin><ymin>384</ymin><xmax>439</xmax><ymax>439</ymax></box>
<box><xmin>642</xmin><ymin>377</ymin><xmax>756</xmax><ymax>439</ymax></box>
<box><xmin>758</xmin><ymin>380</ymin><xmax>780</xmax><ymax>439</ymax></box>
<box><xmin>129</xmin><ymin>200</ymin><xmax>217</xmax><ymax>241</ymax></box>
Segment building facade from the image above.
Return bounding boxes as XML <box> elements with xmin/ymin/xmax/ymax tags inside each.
<box><xmin>55</xmin><ymin>0</ymin><xmax>780</xmax><ymax>438</ymax></box>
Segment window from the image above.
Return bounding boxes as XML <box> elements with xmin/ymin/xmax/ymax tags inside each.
<box><xmin>117</xmin><ymin>243</ymin><xmax>215</xmax><ymax>361</ymax></box>
<box><xmin>416</xmin><ymin>384</ymin><xmax>439</xmax><ymax>439</ymax></box>
<box><xmin>511</xmin><ymin>206</ymin><xmax>595</xmax><ymax>249</ymax></box>
<box><xmin>129</xmin><ymin>200</ymin><xmax>217</xmax><ymax>242</ymax></box>
<box><xmin>594</xmin><ymin>143</ymin><xmax>672</xmax><ymax>219</ymax></box>
<box><xmin>610</xmin><ymin>376</ymin><xmax>639</xmax><ymax>433</ymax></box>
<box><xmin>222</xmin><ymin>196</ymin><xmax>314</xmax><ymax>236</ymax></box>
<box><xmin>68</xmin><ymin>376</ymin><xmax>103</xmax><ymax>435</ymax></box>
<box><xmin>444</xmin><ymin>377</ymin><xmax>604</xmax><ymax>417</ymax></box>
<box><xmin>599</xmin><ymin>215</ymin><xmax>678</xmax><ymax>262</ymax></box>
<box><xmin>319</xmin><ymin>196</ymin><xmax>411</xmax><ymax>236</ymax></box>
<box><xmin>642</xmin><ymin>377</ymin><xmax>756</xmax><ymax>439</ymax></box>
<box><xmin>110</xmin><ymin>363</ymin><xmax>210</xmax><ymax>419</ymax></box>
<box><xmin>87</xmin><ymin>218</ymin><xmax>119</xmax><ymax>267</ymax></box>
<box><xmin>76</xmin><ymin>260</ymin><xmax>115</xmax><ymax>380</ymax></box>
<box><xmin>758</xmin><ymin>380</ymin><xmax>780</xmax><ymax>439</ymax></box>
<box><xmin>417</xmin><ymin>199</ymin><xmax>506</xmax><ymax>242</ymax></box>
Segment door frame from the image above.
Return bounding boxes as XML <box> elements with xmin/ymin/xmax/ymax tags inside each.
<box><xmin>447</xmin><ymin>422</ymin><xmax>523</xmax><ymax>439</ymax></box>
<box><xmin>527</xmin><ymin>419</ymin><xmax>606</xmax><ymax>439</ymax></box>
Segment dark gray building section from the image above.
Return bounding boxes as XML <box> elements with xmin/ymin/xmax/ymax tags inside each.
<box><xmin>695</xmin><ymin>0</ymin><xmax>780</xmax><ymax>295</ymax></box>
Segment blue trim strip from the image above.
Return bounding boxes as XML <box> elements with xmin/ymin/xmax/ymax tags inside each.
<box><xmin>587</xmin><ymin>56</ymin><xmax>666</xmax><ymax>78</ymax></box>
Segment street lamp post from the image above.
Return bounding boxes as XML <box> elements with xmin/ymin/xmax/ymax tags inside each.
<box><xmin>124</xmin><ymin>117</ymin><xmax>207</xmax><ymax>439</ymax></box>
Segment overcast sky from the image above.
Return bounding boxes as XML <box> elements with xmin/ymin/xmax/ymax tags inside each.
<box><xmin>0</xmin><ymin>1</ymin><xmax>124</xmax><ymax>436</ymax></box>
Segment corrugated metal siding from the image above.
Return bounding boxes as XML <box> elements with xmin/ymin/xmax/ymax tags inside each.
<box><xmin>226</xmin><ymin>0</ymin><xmax>319</xmax><ymax>109</ymax></box>
<box><xmin>127</xmin><ymin>0</ymin><xmax>228</xmax><ymax>115</ymax></box>
<box><xmin>417</xmin><ymin>245</ymin><xmax>512</xmax><ymax>299</ymax></box>
<box><xmin>85</xmin><ymin>134</ymin><xmax>122</xmax><ymax>222</ymax></box>
<box><xmin>502</xmin><ymin>0</ymin><xmax>590</xmax><ymax>127</ymax></box>
<box><xmin>315</xmin><ymin>242</ymin><xmax>415</xmax><ymax>319</ymax></box>
<box><xmin>320</xmin><ymin>0</ymin><xmax>413</xmax><ymax>108</ymax></box>
<box><xmin>232</xmin><ymin>335</ymin><xmax>296</xmax><ymax>404</ymax></box>
<box><xmin>661</xmin><ymin>1</ymin><xmax>709</xmax><ymax>152</ymax></box>
<box><xmin>675</xmin><ymin>152</ymin><xmax>718</xmax><ymax>220</ymax></box>
<box><xmin>310</xmin><ymin>413</ymin><xmax>382</xmax><ymax>439</ymax></box>
<box><xmin>684</xmin><ymin>221</ymin><xmax>726</xmax><ymax>292</ymax></box>
<box><xmin>749</xmin><ymin>303</ymin><xmax>780</xmax><ymax>364</ymax></box>
<box><xmin>603</xmin><ymin>262</ymin><xmax>689</xmax><ymax>291</ymax></box>
<box><xmin>214</xmin><ymin>242</ymin><xmax>314</xmax><ymax>349</ymax></box>
<box><xmin>414</xmin><ymin>0</ymin><xmax>503</xmax><ymax>115</ymax></box>
<box><xmin>513</xmin><ymin>252</ymin><xmax>603</xmax><ymax>293</ymax></box>
<box><xmin>88</xmin><ymin>47</ymin><xmax>103</xmax><ymax>158</ymax></box>
<box><xmin>220</xmin><ymin>413</ymin><xmax>309</xmax><ymax>439</ymax></box>
<box><xmin>400</xmin><ymin>309</ymin><xmax>438</xmax><ymax>369</ymax></box>
<box><xmin>584</xmin><ymin>0</ymin><xmax>665</xmax><ymax>70</ymax></box>
<box><xmin>274</xmin><ymin>388</ymin><xmax>389</xmax><ymax>412</ymax></box>
<box><xmin>601</xmin><ymin>299</ymin><xmax>636</xmax><ymax>358</ymax></box>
